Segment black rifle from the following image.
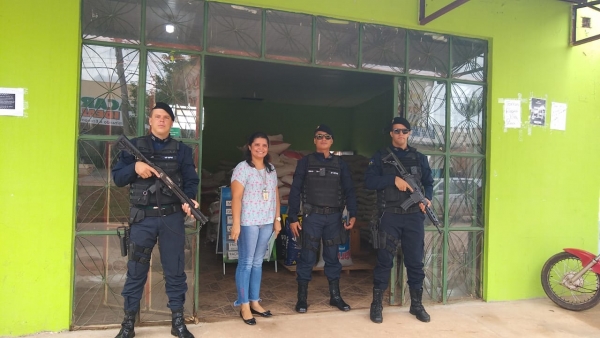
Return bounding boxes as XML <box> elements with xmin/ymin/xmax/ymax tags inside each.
<box><xmin>115</xmin><ymin>135</ymin><xmax>209</xmax><ymax>225</ymax></box>
<box><xmin>382</xmin><ymin>148</ymin><xmax>442</xmax><ymax>234</ymax></box>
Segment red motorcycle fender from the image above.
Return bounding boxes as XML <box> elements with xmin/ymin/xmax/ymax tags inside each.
<box><xmin>564</xmin><ymin>248</ymin><xmax>600</xmax><ymax>274</ymax></box>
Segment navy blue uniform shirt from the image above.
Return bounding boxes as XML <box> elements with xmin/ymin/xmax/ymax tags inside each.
<box><xmin>364</xmin><ymin>146</ymin><xmax>433</xmax><ymax>201</ymax></box>
<box><xmin>112</xmin><ymin>135</ymin><xmax>199</xmax><ymax>200</ymax></box>
<box><xmin>287</xmin><ymin>152</ymin><xmax>357</xmax><ymax>223</ymax></box>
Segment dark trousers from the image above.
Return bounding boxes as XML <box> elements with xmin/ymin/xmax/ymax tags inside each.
<box><xmin>122</xmin><ymin>212</ymin><xmax>188</xmax><ymax>311</ymax></box>
<box><xmin>373</xmin><ymin>211</ymin><xmax>426</xmax><ymax>290</ymax></box>
<box><xmin>296</xmin><ymin>212</ymin><xmax>342</xmax><ymax>282</ymax></box>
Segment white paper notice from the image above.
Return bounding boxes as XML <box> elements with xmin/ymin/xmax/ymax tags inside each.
<box><xmin>550</xmin><ymin>102</ymin><xmax>567</xmax><ymax>131</ymax></box>
<box><xmin>503</xmin><ymin>99</ymin><xmax>521</xmax><ymax>128</ymax></box>
<box><xmin>0</xmin><ymin>88</ymin><xmax>25</xmax><ymax>117</ymax></box>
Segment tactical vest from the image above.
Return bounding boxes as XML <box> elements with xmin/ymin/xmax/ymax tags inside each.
<box><xmin>302</xmin><ymin>154</ymin><xmax>343</xmax><ymax>208</ymax></box>
<box><xmin>129</xmin><ymin>136</ymin><xmax>182</xmax><ymax>206</ymax></box>
<box><xmin>377</xmin><ymin>147</ymin><xmax>424</xmax><ymax>214</ymax></box>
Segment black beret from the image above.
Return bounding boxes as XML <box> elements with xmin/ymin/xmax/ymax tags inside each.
<box><xmin>152</xmin><ymin>102</ymin><xmax>175</xmax><ymax>121</ymax></box>
<box><xmin>391</xmin><ymin>116</ymin><xmax>411</xmax><ymax>130</ymax></box>
<box><xmin>314</xmin><ymin>124</ymin><xmax>334</xmax><ymax>139</ymax></box>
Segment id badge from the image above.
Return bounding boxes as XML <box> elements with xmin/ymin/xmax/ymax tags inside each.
<box><xmin>262</xmin><ymin>188</ymin><xmax>269</xmax><ymax>201</ymax></box>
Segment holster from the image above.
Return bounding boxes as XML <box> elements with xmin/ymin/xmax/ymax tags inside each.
<box><xmin>339</xmin><ymin>227</ymin><xmax>349</xmax><ymax>245</ymax></box>
<box><xmin>116</xmin><ymin>226</ymin><xmax>130</xmax><ymax>257</ymax></box>
<box><xmin>129</xmin><ymin>207</ymin><xmax>145</xmax><ymax>224</ymax></box>
<box><xmin>369</xmin><ymin>214</ymin><xmax>382</xmax><ymax>249</ymax></box>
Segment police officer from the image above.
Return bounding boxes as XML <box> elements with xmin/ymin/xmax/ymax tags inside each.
<box><xmin>288</xmin><ymin>124</ymin><xmax>357</xmax><ymax>313</ymax></box>
<box><xmin>365</xmin><ymin>117</ymin><xmax>433</xmax><ymax>324</ymax></box>
<box><xmin>112</xmin><ymin>102</ymin><xmax>199</xmax><ymax>338</ymax></box>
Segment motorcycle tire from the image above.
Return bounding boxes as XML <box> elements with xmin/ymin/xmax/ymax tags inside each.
<box><xmin>541</xmin><ymin>251</ymin><xmax>600</xmax><ymax>311</ymax></box>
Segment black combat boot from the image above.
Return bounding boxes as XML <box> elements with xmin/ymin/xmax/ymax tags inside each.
<box><xmin>115</xmin><ymin>309</ymin><xmax>136</xmax><ymax>338</ymax></box>
<box><xmin>171</xmin><ymin>308</ymin><xmax>195</xmax><ymax>338</ymax></box>
<box><xmin>295</xmin><ymin>281</ymin><xmax>309</xmax><ymax>313</ymax></box>
<box><xmin>409</xmin><ymin>288</ymin><xmax>430</xmax><ymax>322</ymax></box>
<box><xmin>328</xmin><ymin>279</ymin><xmax>351</xmax><ymax>311</ymax></box>
<box><xmin>370</xmin><ymin>288</ymin><xmax>384</xmax><ymax>323</ymax></box>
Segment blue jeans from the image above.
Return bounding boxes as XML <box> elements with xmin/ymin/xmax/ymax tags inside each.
<box><xmin>234</xmin><ymin>223</ymin><xmax>273</xmax><ymax>306</ymax></box>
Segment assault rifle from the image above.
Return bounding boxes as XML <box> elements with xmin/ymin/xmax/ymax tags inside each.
<box><xmin>382</xmin><ymin>148</ymin><xmax>442</xmax><ymax>234</ymax></box>
<box><xmin>115</xmin><ymin>135</ymin><xmax>209</xmax><ymax>225</ymax></box>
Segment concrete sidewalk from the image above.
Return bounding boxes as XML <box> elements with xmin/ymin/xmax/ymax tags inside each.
<box><xmin>14</xmin><ymin>299</ymin><xmax>600</xmax><ymax>338</ymax></box>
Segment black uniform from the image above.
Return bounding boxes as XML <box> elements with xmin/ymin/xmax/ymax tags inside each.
<box><xmin>365</xmin><ymin>146</ymin><xmax>433</xmax><ymax>291</ymax></box>
<box><xmin>112</xmin><ymin>134</ymin><xmax>199</xmax><ymax>313</ymax></box>
<box><xmin>288</xmin><ymin>151</ymin><xmax>357</xmax><ymax>313</ymax></box>
<box><xmin>288</xmin><ymin>152</ymin><xmax>357</xmax><ymax>281</ymax></box>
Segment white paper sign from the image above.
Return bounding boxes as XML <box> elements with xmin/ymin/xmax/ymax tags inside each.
<box><xmin>550</xmin><ymin>102</ymin><xmax>567</xmax><ymax>131</ymax></box>
<box><xmin>503</xmin><ymin>99</ymin><xmax>521</xmax><ymax>128</ymax></box>
<box><xmin>0</xmin><ymin>88</ymin><xmax>25</xmax><ymax>117</ymax></box>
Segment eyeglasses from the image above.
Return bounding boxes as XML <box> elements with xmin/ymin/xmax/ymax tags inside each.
<box><xmin>315</xmin><ymin>134</ymin><xmax>332</xmax><ymax>140</ymax></box>
<box><xmin>392</xmin><ymin>128</ymin><xmax>410</xmax><ymax>135</ymax></box>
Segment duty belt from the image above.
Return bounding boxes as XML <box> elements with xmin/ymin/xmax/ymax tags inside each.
<box><xmin>134</xmin><ymin>204</ymin><xmax>182</xmax><ymax>217</ymax></box>
<box><xmin>312</xmin><ymin>206</ymin><xmax>341</xmax><ymax>215</ymax></box>
<box><xmin>386</xmin><ymin>207</ymin><xmax>418</xmax><ymax>215</ymax></box>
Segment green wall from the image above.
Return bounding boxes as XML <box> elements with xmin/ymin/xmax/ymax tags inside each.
<box><xmin>2</xmin><ymin>0</ymin><xmax>600</xmax><ymax>336</ymax></box>
<box><xmin>202</xmin><ymin>97</ymin><xmax>354</xmax><ymax>172</ymax></box>
<box><xmin>210</xmin><ymin>0</ymin><xmax>600</xmax><ymax>301</ymax></box>
<box><xmin>0</xmin><ymin>0</ymin><xmax>80</xmax><ymax>336</ymax></box>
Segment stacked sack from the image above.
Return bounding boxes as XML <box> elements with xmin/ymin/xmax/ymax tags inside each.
<box><xmin>266</xmin><ymin>134</ymin><xmax>306</xmax><ymax>206</ymax></box>
<box><xmin>341</xmin><ymin>154</ymin><xmax>377</xmax><ymax>224</ymax></box>
<box><xmin>200</xmin><ymin>169</ymin><xmax>228</xmax><ymax>196</ymax></box>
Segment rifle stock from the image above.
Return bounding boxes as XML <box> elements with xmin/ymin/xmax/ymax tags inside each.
<box><xmin>115</xmin><ymin>135</ymin><xmax>209</xmax><ymax>225</ymax></box>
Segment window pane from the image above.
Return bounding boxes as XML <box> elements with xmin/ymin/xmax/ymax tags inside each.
<box><xmin>73</xmin><ymin>234</ymin><xmax>127</xmax><ymax>327</ymax></box>
<box><xmin>428</xmin><ymin>154</ymin><xmax>445</xmax><ymax>227</ymax></box>
<box><xmin>408</xmin><ymin>30</ymin><xmax>449</xmax><ymax>77</ymax></box>
<box><xmin>146</xmin><ymin>52</ymin><xmax>202</xmax><ymax>139</ymax></box>
<box><xmin>362</xmin><ymin>24</ymin><xmax>406</xmax><ymax>73</ymax></box>
<box><xmin>81</xmin><ymin>0</ymin><xmax>141</xmax><ymax>44</ymax></box>
<box><xmin>80</xmin><ymin>45</ymin><xmax>139</xmax><ymax>136</ymax></box>
<box><xmin>265</xmin><ymin>10</ymin><xmax>312</xmax><ymax>63</ymax></box>
<box><xmin>73</xmin><ymin>233</ymin><xmax>197</xmax><ymax>326</ymax></box>
<box><xmin>452</xmin><ymin>37</ymin><xmax>487</xmax><ymax>82</ymax></box>
<box><xmin>77</xmin><ymin>140</ymin><xmax>129</xmax><ymax>231</ymax></box>
<box><xmin>447</xmin><ymin>157</ymin><xmax>484</xmax><ymax>228</ymax></box>
<box><xmin>446</xmin><ymin>231</ymin><xmax>483</xmax><ymax>301</ymax></box>
<box><xmin>207</xmin><ymin>2</ymin><xmax>262</xmax><ymax>57</ymax></box>
<box><xmin>146</xmin><ymin>0</ymin><xmax>205</xmax><ymax>51</ymax></box>
<box><xmin>405</xmin><ymin>79</ymin><xmax>446</xmax><ymax>152</ymax></box>
<box><xmin>422</xmin><ymin>231</ymin><xmax>444</xmax><ymax>302</ymax></box>
<box><xmin>315</xmin><ymin>17</ymin><xmax>359</xmax><ymax>68</ymax></box>
<box><xmin>450</xmin><ymin>84</ymin><xmax>484</xmax><ymax>154</ymax></box>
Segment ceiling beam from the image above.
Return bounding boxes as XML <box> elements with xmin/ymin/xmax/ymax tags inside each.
<box><xmin>419</xmin><ymin>0</ymin><xmax>470</xmax><ymax>25</ymax></box>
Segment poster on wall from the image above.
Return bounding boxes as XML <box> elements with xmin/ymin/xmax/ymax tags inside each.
<box><xmin>529</xmin><ymin>98</ymin><xmax>547</xmax><ymax>126</ymax></box>
<box><xmin>0</xmin><ymin>88</ymin><xmax>25</xmax><ymax>117</ymax></box>
<box><xmin>550</xmin><ymin>102</ymin><xmax>567</xmax><ymax>131</ymax></box>
<box><xmin>503</xmin><ymin>99</ymin><xmax>522</xmax><ymax>128</ymax></box>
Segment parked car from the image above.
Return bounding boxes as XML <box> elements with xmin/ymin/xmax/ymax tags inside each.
<box><xmin>433</xmin><ymin>178</ymin><xmax>482</xmax><ymax>223</ymax></box>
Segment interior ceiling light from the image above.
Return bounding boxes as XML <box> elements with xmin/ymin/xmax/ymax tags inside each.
<box><xmin>165</xmin><ymin>24</ymin><xmax>175</xmax><ymax>33</ymax></box>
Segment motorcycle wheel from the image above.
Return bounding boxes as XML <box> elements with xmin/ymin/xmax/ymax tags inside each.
<box><xmin>541</xmin><ymin>251</ymin><xmax>600</xmax><ymax>311</ymax></box>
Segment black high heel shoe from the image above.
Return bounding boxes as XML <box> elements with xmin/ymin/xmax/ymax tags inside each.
<box><xmin>239</xmin><ymin>310</ymin><xmax>256</xmax><ymax>325</ymax></box>
<box><xmin>250</xmin><ymin>307</ymin><xmax>273</xmax><ymax>318</ymax></box>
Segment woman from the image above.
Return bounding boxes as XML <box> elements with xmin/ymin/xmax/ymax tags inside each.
<box><xmin>230</xmin><ymin>132</ymin><xmax>282</xmax><ymax>325</ymax></box>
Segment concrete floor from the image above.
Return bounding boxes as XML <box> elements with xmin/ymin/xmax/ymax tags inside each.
<box><xmin>14</xmin><ymin>298</ymin><xmax>600</xmax><ymax>338</ymax></box>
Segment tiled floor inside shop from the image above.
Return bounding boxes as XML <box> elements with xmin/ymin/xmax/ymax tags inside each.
<box><xmin>197</xmin><ymin>232</ymin><xmax>381</xmax><ymax>322</ymax></box>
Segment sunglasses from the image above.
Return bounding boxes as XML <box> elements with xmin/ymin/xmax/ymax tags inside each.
<box><xmin>392</xmin><ymin>128</ymin><xmax>410</xmax><ymax>135</ymax></box>
<box><xmin>315</xmin><ymin>134</ymin><xmax>332</xmax><ymax>140</ymax></box>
